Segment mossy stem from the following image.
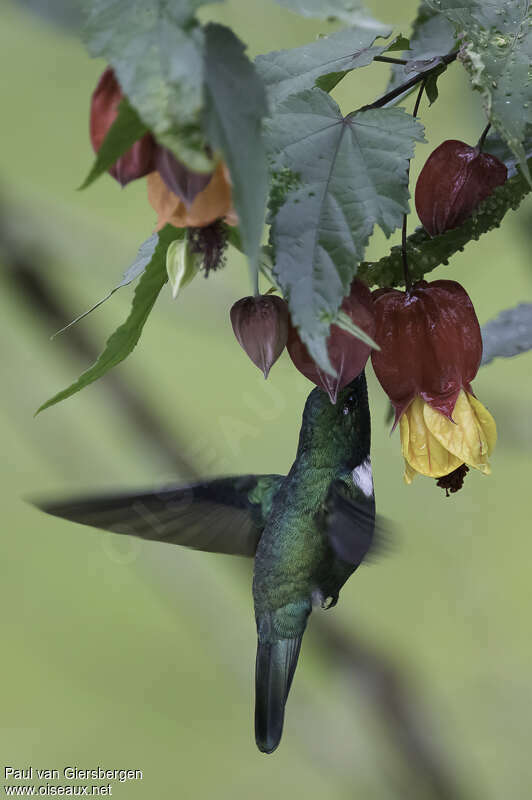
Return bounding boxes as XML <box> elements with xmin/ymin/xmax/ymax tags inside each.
<box><xmin>402</xmin><ymin>80</ymin><xmax>426</xmax><ymax>291</ymax></box>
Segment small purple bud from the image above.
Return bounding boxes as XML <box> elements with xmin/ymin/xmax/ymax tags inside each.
<box><xmin>230</xmin><ymin>295</ymin><xmax>289</xmax><ymax>378</ymax></box>
<box><xmin>155</xmin><ymin>147</ymin><xmax>213</xmax><ymax>208</ymax></box>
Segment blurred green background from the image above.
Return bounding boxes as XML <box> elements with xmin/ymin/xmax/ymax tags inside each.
<box><xmin>1</xmin><ymin>0</ymin><xmax>531</xmax><ymax>797</ymax></box>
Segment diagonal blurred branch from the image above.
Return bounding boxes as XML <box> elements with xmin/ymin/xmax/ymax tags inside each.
<box><xmin>12</xmin><ymin>0</ymin><xmax>83</xmax><ymax>32</ymax></box>
<box><xmin>311</xmin><ymin>615</ymin><xmax>468</xmax><ymax>800</ymax></box>
<box><xmin>481</xmin><ymin>303</ymin><xmax>532</xmax><ymax>366</ymax></box>
<box><xmin>0</xmin><ymin>202</ymin><xmax>199</xmax><ymax>480</ymax></box>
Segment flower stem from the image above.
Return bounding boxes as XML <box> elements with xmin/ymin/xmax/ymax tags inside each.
<box><xmin>402</xmin><ymin>80</ymin><xmax>426</xmax><ymax>291</ymax></box>
<box><xmin>401</xmin><ymin>216</ymin><xmax>410</xmax><ymax>291</ymax></box>
<box><xmin>252</xmin><ymin>263</ymin><xmax>259</xmax><ymax>296</ymax></box>
<box><xmin>412</xmin><ymin>79</ymin><xmax>426</xmax><ymax>119</ymax></box>
<box><xmin>477</xmin><ymin>122</ymin><xmax>491</xmax><ymax>152</ymax></box>
<box><xmin>373</xmin><ymin>55</ymin><xmax>409</xmax><ymax>66</ymax></box>
<box><xmin>357</xmin><ymin>51</ymin><xmax>458</xmax><ymax>113</ymax></box>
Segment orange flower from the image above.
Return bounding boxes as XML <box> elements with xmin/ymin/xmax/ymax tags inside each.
<box><xmin>147</xmin><ymin>163</ymin><xmax>237</xmax><ymax>230</ymax></box>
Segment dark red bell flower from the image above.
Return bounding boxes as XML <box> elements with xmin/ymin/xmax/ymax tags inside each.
<box><xmin>287</xmin><ymin>279</ymin><xmax>376</xmax><ymax>403</ymax></box>
<box><xmin>371</xmin><ymin>279</ymin><xmax>482</xmax><ymax>425</ymax></box>
<box><xmin>415</xmin><ymin>140</ymin><xmax>507</xmax><ymax>236</ymax></box>
<box><xmin>230</xmin><ymin>295</ymin><xmax>289</xmax><ymax>378</ymax></box>
<box><xmin>90</xmin><ymin>67</ymin><xmax>157</xmax><ymax>186</ymax></box>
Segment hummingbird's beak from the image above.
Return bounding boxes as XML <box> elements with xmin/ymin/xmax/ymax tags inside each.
<box><xmin>316</xmin><ymin>366</ymin><xmax>339</xmax><ymax>404</ymax></box>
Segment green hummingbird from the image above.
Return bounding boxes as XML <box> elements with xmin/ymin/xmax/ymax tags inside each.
<box><xmin>36</xmin><ymin>370</ymin><xmax>376</xmax><ymax>754</ymax></box>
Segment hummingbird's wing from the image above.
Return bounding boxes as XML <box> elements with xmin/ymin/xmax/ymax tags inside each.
<box><xmin>34</xmin><ymin>475</ymin><xmax>283</xmax><ymax>557</ymax></box>
<box><xmin>324</xmin><ymin>462</ymin><xmax>376</xmax><ymax>566</ymax></box>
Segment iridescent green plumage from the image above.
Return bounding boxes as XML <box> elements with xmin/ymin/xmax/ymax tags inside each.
<box><xmin>36</xmin><ymin>371</ymin><xmax>375</xmax><ymax>754</ymax></box>
<box><xmin>252</xmin><ymin>372</ymin><xmax>374</xmax><ymax>751</ymax></box>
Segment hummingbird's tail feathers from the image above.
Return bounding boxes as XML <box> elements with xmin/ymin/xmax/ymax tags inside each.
<box><xmin>255</xmin><ymin>636</ymin><xmax>302</xmax><ymax>754</ymax></box>
<box><xmin>32</xmin><ymin>475</ymin><xmax>283</xmax><ymax>558</ymax></box>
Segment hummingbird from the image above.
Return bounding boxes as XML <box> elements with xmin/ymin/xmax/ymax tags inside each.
<box><xmin>36</xmin><ymin>370</ymin><xmax>376</xmax><ymax>754</ymax></box>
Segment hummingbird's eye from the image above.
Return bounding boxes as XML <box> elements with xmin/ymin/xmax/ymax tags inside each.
<box><xmin>342</xmin><ymin>394</ymin><xmax>356</xmax><ymax>416</ymax></box>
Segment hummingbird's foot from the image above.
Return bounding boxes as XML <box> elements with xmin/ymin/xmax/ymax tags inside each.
<box><xmin>321</xmin><ymin>594</ymin><xmax>338</xmax><ymax>610</ymax></box>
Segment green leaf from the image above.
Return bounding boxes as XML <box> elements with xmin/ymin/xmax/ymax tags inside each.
<box><xmin>336</xmin><ymin>311</ymin><xmax>379</xmax><ymax>350</ymax></box>
<box><xmin>166</xmin><ymin>236</ymin><xmax>201</xmax><ymax>299</ymax></box>
<box><xmin>485</xmin><ymin>124</ymin><xmax>532</xmax><ymax>177</ymax></box>
<box><xmin>51</xmin><ymin>233</ymin><xmax>160</xmax><ymax>338</ymax></box>
<box><xmin>424</xmin><ymin>69</ymin><xmax>441</xmax><ymax>104</ymax></box>
<box><xmin>386</xmin><ymin>35</ymin><xmax>410</xmax><ymax>51</ymax></box>
<box><xmin>387</xmin><ymin>2</ymin><xmax>457</xmax><ymax>91</ymax></box>
<box><xmin>271</xmin><ymin>0</ymin><xmax>390</xmax><ymax>30</ymax></box>
<box><xmin>358</xmin><ymin>155</ymin><xmax>532</xmax><ymax>288</ymax></box>
<box><xmin>225</xmin><ymin>223</ymin><xmax>243</xmax><ymax>252</ymax></box>
<box><xmin>79</xmin><ymin>98</ymin><xmax>148</xmax><ymax>189</ymax></box>
<box><xmin>119</xmin><ymin>233</ymin><xmax>161</xmax><ymax>285</ymax></box>
<box><xmin>404</xmin><ymin>2</ymin><xmax>456</xmax><ymax>58</ymax></box>
<box><xmin>255</xmin><ymin>25</ymin><xmax>393</xmax><ymax>104</ymax></box>
<box><xmin>267</xmin><ymin>89</ymin><xmax>425</xmax><ymax>371</ymax></box>
<box><xmin>203</xmin><ymin>23</ymin><xmax>269</xmax><ymax>288</ymax></box>
<box><xmin>427</xmin><ymin>0</ymin><xmax>532</xmax><ymax>183</ymax></box>
<box><xmin>37</xmin><ymin>226</ymin><xmax>183</xmax><ymax>414</ymax></box>
<box><xmin>481</xmin><ymin>303</ymin><xmax>532</xmax><ymax>366</ymax></box>
<box><xmin>267</xmin><ymin>168</ymin><xmax>301</xmax><ymax>223</ymax></box>
<box><xmin>85</xmin><ymin>0</ymin><xmax>220</xmax><ymax>171</ymax></box>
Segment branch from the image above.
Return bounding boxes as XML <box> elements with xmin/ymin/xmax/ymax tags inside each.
<box><xmin>310</xmin><ymin>616</ymin><xmax>467</xmax><ymax>800</ymax></box>
<box><xmin>481</xmin><ymin>303</ymin><xmax>532</xmax><ymax>366</ymax></box>
<box><xmin>359</xmin><ymin>157</ymin><xmax>532</xmax><ymax>288</ymax></box>
<box><xmin>0</xmin><ymin>201</ymin><xmax>199</xmax><ymax>479</ymax></box>
<box><xmin>373</xmin><ymin>55</ymin><xmax>409</xmax><ymax>66</ymax></box>
<box><xmin>356</xmin><ymin>51</ymin><xmax>458</xmax><ymax>113</ymax></box>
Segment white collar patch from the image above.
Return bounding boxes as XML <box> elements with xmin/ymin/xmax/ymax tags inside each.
<box><xmin>352</xmin><ymin>457</ymin><xmax>373</xmax><ymax>498</ymax></box>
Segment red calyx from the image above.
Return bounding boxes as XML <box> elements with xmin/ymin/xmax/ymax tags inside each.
<box><xmin>415</xmin><ymin>139</ymin><xmax>507</xmax><ymax>236</ymax></box>
<box><xmin>287</xmin><ymin>279</ymin><xmax>376</xmax><ymax>404</ymax></box>
<box><xmin>371</xmin><ymin>280</ymin><xmax>482</xmax><ymax>425</ymax></box>
<box><xmin>90</xmin><ymin>67</ymin><xmax>157</xmax><ymax>187</ymax></box>
<box><xmin>230</xmin><ymin>295</ymin><xmax>289</xmax><ymax>378</ymax></box>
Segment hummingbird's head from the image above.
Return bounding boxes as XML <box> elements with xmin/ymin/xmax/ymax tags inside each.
<box><xmin>298</xmin><ymin>370</ymin><xmax>370</xmax><ymax>467</ymax></box>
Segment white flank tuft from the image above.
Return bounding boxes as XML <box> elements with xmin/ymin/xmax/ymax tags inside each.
<box><xmin>352</xmin><ymin>458</ymin><xmax>373</xmax><ymax>498</ymax></box>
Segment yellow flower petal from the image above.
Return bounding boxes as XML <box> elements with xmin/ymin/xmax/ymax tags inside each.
<box><xmin>403</xmin><ymin>458</ymin><xmax>417</xmax><ymax>484</ymax></box>
<box><xmin>468</xmin><ymin>393</ymin><xmax>497</xmax><ymax>456</ymax></box>
<box><xmin>400</xmin><ymin>396</ymin><xmax>463</xmax><ymax>479</ymax></box>
<box><xmin>424</xmin><ymin>389</ymin><xmax>494</xmax><ymax>475</ymax></box>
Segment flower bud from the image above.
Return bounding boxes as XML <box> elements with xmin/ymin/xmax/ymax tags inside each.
<box><xmin>90</xmin><ymin>67</ymin><xmax>156</xmax><ymax>186</ymax></box>
<box><xmin>166</xmin><ymin>238</ymin><xmax>201</xmax><ymax>299</ymax></box>
<box><xmin>287</xmin><ymin>279</ymin><xmax>376</xmax><ymax>403</ymax></box>
<box><xmin>415</xmin><ymin>139</ymin><xmax>507</xmax><ymax>236</ymax></box>
<box><xmin>230</xmin><ymin>295</ymin><xmax>289</xmax><ymax>378</ymax></box>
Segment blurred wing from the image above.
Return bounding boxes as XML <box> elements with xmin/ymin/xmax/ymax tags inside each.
<box><xmin>325</xmin><ymin>459</ymin><xmax>377</xmax><ymax>566</ymax></box>
<box><xmin>35</xmin><ymin>475</ymin><xmax>283</xmax><ymax>557</ymax></box>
